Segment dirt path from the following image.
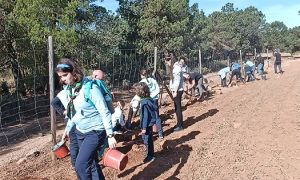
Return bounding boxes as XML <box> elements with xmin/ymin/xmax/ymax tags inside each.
<box><xmin>0</xmin><ymin>60</ymin><xmax>300</xmax><ymax>180</ymax></box>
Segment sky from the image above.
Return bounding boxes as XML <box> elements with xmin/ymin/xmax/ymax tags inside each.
<box><xmin>96</xmin><ymin>0</ymin><xmax>300</xmax><ymax>28</ymax></box>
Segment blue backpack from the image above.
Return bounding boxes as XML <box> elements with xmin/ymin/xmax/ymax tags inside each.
<box><xmin>83</xmin><ymin>78</ymin><xmax>115</xmax><ymax>114</ymax></box>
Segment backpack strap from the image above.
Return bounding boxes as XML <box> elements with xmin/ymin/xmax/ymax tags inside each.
<box><xmin>83</xmin><ymin>79</ymin><xmax>93</xmax><ymax>104</ymax></box>
<box><xmin>83</xmin><ymin>79</ymin><xmax>115</xmax><ymax>113</ymax></box>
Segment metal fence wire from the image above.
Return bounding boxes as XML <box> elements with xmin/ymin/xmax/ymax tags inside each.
<box><xmin>1</xmin><ymin>38</ymin><xmax>237</xmax><ymax>146</ymax></box>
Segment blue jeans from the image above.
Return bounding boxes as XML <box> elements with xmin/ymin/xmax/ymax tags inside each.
<box><xmin>142</xmin><ymin>126</ymin><xmax>154</xmax><ymax>158</ymax></box>
<box><xmin>174</xmin><ymin>90</ymin><xmax>183</xmax><ymax>128</ymax></box>
<box><xmin>75</xmin><ymin>130</ymin><xmax>106</xmax><ymax>180</ymax></box>
<box><xmin>69</xmin><ymin>125</ymin><xmax>79</xmax><ymax>168</ymax></box>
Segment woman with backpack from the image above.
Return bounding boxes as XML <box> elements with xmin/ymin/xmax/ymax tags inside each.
<box><xmin>56</xmin><ymin>57</ymin><xmax>116</xmax><ymax>180</ymax></box>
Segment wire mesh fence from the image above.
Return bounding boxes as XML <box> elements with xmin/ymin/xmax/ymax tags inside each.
<box><xmin>0</xmin><ymin>38</ymin><xmax>53</xmax><ymax>146</ymax></box>
<box><xmin>0</xmin><ymin>37</ymin><xmax>243</xmax><ymax>146</ymax></box>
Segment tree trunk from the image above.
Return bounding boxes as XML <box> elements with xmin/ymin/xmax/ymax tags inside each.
<box><xmin>7</xmin><ymin>42</ymin><xmax>26</xmax><ymax>96</ymax></box>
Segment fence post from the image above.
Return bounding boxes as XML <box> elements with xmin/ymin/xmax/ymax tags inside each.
<box><xmin>240</xmin><ymin>50</ymin><xmax>244</xmax><ymax>78</ymax></box>
<box><xmin>199</xmin><ymin>49</ymin><xmax>202</xmax><ymax>74</ymax></box>
<box><xmin>227</xmin><ymin>56</ymin><xmax>230</xmax><ymax>67</ymax></box>
<box><xmin>267</xmin><ymin>48</ymin><xmax>269</xmax><ymax>69</ymax></box>
<box><xmin>152</xmin><ymin>47</ymin><xmax>157</xmax><ymax>76</ymax></box>
<box><xmin>48</xmin><ymin>36</ymin><xmax>56</xmax><ymax>147</ymax></box>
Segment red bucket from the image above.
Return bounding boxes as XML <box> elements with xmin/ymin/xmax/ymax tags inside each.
<box><xmin>152</xmin><ymin>124</ymin><xmax>157</xmax><ymax>133</ymax></box>
<box><xmin>103</xmin><ymin>149</ymin><xmax>128</xmax><ymax>171</ymax></box>
<box><xmin>52</xmin><ymin>141</ymin><xmax>69</xmax><ymax>159</ymax></box>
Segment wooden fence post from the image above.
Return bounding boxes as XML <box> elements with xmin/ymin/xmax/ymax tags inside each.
<box><xmin>199</xmin><ymin>49</ymin><xmax>202</xmax><ymax>74</ymax></box>
<box><xmin>48</xmin><ymin>36</ymin><xmax>57</xmax><ymax>161</ymax></box>
<box><xmin>240</xmin><ymin>50</ymin><xmax>244</xmax><ymax>78</ymax></box>
<box><xmin>152</xmin><ymin>47</ymin><xmax>157</xmax><ymax>76</ymax></box>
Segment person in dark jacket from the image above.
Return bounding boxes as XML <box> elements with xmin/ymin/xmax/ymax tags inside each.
<box><xmin>51</xmin><ymin>91</ymin><xmax>79</xmax><ymax>169</ymax></box>
<box><xmin>136</xmin><ymin>82</ymin><xmax>158</xmax><ymax>163</ymax></box>
<box><xmin>183</xmin><ymin>72</ymin><xmax>207</xmax><ymax>100</ymax></box>
<box><xmin>274</xmin><ymin>49</ymin><xmax>283</xmax><ymax>74</ymax></box>
<box><xmin>51</xmin><ymin>96</ymin><xmax>65</xmax><ymax>116</ymax></box>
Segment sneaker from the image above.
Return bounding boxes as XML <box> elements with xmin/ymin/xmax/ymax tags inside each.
<box><xmin>143</xmin><ymin>156</ymin><xmax>155</xmax><ymax>163</ymax></box>
<box><xmin>158</xmin><ymin>134</ymin><xmax>164</xmax><ymax>139</ymax></box>
<box><xmin>173</xmin><ymin>127</ymin><xmax>183</xmax><ymax>132</ymax></box>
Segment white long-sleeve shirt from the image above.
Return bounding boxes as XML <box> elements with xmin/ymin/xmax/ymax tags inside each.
<box><xmin>130</xmin><ymin>95</ymin><xmax>141</xmax><ymax>112</ymax></box>
<box><xmin>169</xmin><ymin>62</ymin><xmax>183</xmax><ymax>92</ymax></box>
<box><xmin>111</xmin><ymin>107</ymin><xmax>125</xmax><ymax>127</ymax></box>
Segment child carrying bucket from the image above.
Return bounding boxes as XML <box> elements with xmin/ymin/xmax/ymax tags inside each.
<box><xmin>136</xmin><ymin>82</ymin><xmax>158</xmax><ymax>163</ymax></box>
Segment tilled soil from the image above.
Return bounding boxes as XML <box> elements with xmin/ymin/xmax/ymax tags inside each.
<box><xmin>0</xmin><ymin>60</ymin><xmax>300</xmax><ymax>180</ymax></box>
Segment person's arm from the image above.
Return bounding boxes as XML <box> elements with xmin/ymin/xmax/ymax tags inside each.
<box><xmin>51</xmin><ymin>97</ymin><xmax>65</xmax><ymax>116</ymax></box>
<box><xmin>140</xmin><ymin>105</ymin><xmax>148</xmax><ymax>134</ymax></box>
<box><xmin>62</xmin><ymin>118</ymin><xmax>75</xmax><ymax>141</ymax></box>
<box><xmin>172</xmin><ymin>72</ymin><xmax>181</xmax><ymax>92</ymax></box>
<box><xmin>90</xmin><ymin>85</ymin><xmax>113</xmax><ymax>136</ymax></box>
<box><xmin>191</xmin><ymin>79</ymin><xmax>196</xmax><ymax>88</ymax></box>
<box><xmin>90</xmin><ymin>85</ymin><xmax>116</xmax><ymax>148</ymax></box>
<box><xmin>150</xmin><ymin>78</ymin><xmax>160</xmax><ymax>98</ymax></box>
<box><xmin>183</xmin><ymin>81</ymin><xmax>189</xmax><ymax>92</ymax></box>
<box><xmin>171</xmin><ymin>66</ymin><xmax>182</xmax><ymax>98</ymax></box>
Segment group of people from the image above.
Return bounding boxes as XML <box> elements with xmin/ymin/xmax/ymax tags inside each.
<box><xmin>51</xmin><ymin>49</ymin><xmax>283</xmax><ymax>179</ymax></box>
<box><xmin>51</xmin><ymin>57</ymin><xmax>171</xmax><ymax>179</ymax></box>
<box><xmin>51</xmin><ymin>53</ymin><xmax>210</xmax><ymax>179</ymax></box>
<box><xmin>217</xmin><ymin>50</ymin><xmax>283</xmax><ymax>87</ymax></box>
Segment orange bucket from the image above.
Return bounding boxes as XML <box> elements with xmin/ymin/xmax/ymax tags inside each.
<box><xmin>52</xmin><ymin>141</ymin><xmax>69</xmax><ymax>159</ymax></box>
<box><xmin>103</xmin><ymin>149</ymin><xmax>128</xmax><ymax>171</ymax></box>
<box><xmin>152</xmin><ymin>124</ymin><xmax>157</xmax><ymax>133</ymax></box>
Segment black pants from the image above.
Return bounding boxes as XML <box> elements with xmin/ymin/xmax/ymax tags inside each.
<box><xmin>174</xmin><ymin>90</ymin><xmax>183</xmax><ymax>128</ymax></box>
<box><xmin>229</xmin><ymin>69</ymin><xmax>242</xmax><ymax>84</ymax></box>
<box><xmin>153</xmin><ymin>99</ymin><xmax>163</xmax><ymax>136</ymax></box>
<box><xmin>274</xmin><ymin>62</ymin><xmax>282</xmax><ymax>73</ymax></box>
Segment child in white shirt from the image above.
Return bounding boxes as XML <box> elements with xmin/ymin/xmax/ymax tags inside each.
<box><xmin>125</xmin><ymin>94</ymin><xmax>141</xmax><ymax>129</ymax></box>
<box><xmin>112</xmin><ymin>100</ymin><xmax>126</xmax><ymax>133</ymax></box>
